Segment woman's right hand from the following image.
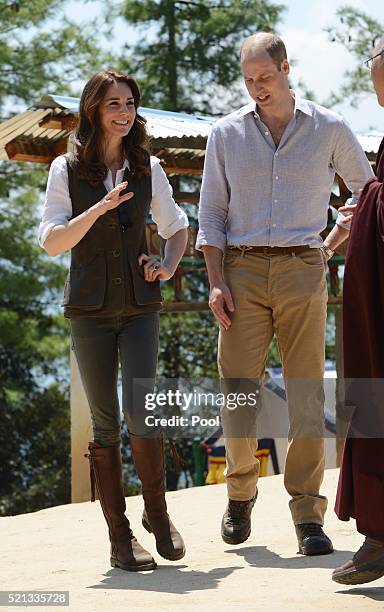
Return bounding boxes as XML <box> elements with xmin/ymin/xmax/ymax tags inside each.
<box><xmin>42</xmin><ymin>184</ymin><xmax>134</xmax><ymax>257</ymax></box>
<box><xmin>95</xmin><ymin>181</ymin><xmax>134</xmax><ymax>216</ymax></box>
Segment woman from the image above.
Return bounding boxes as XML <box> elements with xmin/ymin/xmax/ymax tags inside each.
<box><xmin>38</xmin><ymin>71</ymin><xmax>188</xmax><ymax>572</ymax></box>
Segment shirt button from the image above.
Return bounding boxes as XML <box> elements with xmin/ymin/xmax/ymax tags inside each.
<box><xmin>265</xmin><ymin>131</ymin><xmax>269</xmax><ymax>135</ymax></box>
<box><xmin>274</xmin><ymin>199</ymin><xmax>278</xmax><ymax>203</ymax></box>
<box><xmin>113</xmin><ymin>277</ymin><xmax>122</xmax><ymax>285</ymax></box>
<box><xmin>272</xmin><ymin>224</ymin><xmax>276</xmax><ymax>228</ymax></box>
<box><xmin>275</xmin><ymin>176</ymin><xmax>279</xmax><ymax>180</ymax></box>
<box><xmin>275</xmin><ymin>152</ymin><xmax>279</xmax><ymax>157</ymax></box>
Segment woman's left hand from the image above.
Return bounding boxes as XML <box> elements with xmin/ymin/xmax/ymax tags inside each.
<box><xmin>138</xmin><ymin>253</ymin><xmax>174</xmax><ymax>282</ymax></box>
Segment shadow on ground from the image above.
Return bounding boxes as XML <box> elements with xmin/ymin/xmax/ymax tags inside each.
<box><xmin>87</xmin><ymin>546</ymin><xmax>358</xmax><ymax>594</ymax></box>
<box><xmin>226</xmin><ymin>545</ymin><xmax>356</xmax><ymax>570</ymax></box>
<box><xmin>335</xmin><ymin>586</ymin><xmax>384</xmax><ymax>602</ymax></box>
<box><xmin>89</xmin><ymin>564</ymin><xmax>242</xmax><ymax>594</ymax></box>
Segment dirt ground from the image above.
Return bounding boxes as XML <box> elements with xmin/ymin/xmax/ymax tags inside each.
<box><xmin>1</xmin><ymin>469</ymin><xmax>383</xmax><ymax>611</ymax></box>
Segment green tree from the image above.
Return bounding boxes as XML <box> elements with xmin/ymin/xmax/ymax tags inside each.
<box><xmin>0</xmin><ymin>0</ymin><xmax>112</xmax><ymax>115</ymax></box>
<box><xmin>325</xmin><ymin>6</ymin><xmax>383</xmax><ymax>108</ymax></box>
<box><xmin>0</xmin><ymin>172</ymin><xmax>70</xmax><ymax>515</ymax></box>
<box><xmin>0</xmin><ymin>385</ymin><xmax>70</xmax><ymax>515</ymax></box>
<box><xmin>118</xmin><ymin>0</ymin><xmax>285</xmax><ymax>113</ymax></box>
<box><xmin>0</xmin><ymin>0</ymin><xmax>112</xmax><ymax>515</ymax></box>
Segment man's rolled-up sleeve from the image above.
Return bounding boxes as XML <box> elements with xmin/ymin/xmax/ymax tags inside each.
<box><xmin>196</xmin><ymin>125</ymin><xmax>229</xmax><ymax>252</ymax></box>
<box><xmin>332</xmin><ymin>119</ymin><xmax>374</xmax><ymax>232</ymax></box>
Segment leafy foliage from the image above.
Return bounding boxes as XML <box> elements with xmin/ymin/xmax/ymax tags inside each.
<box><xmin>118</xmin><ymin>0</ymin><xmax>285</xmax><ymax>113</ymax></box>
<box><xmin>0</xmin><ymin>0</ymin><xmax>112</xmax><ymax>114</ymax></box>
<box><xmin>0</xmin><ymin>166</ymin><xmax>71</xmax><ymax>515</ymax></box>
<box><xmin>324</xmin><ymin>6</ymin><xmax>383</xmax><ymax>108</ymax></box>
<box><xmin>0</xmin><ymin>385</ymin><xmax>70</xmax><ymax>515</ymax></box>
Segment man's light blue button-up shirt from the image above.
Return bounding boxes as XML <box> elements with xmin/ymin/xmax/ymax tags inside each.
<box><xmin>196</xmin><ymin>93</ymin><xmax>373</xmax><ymax>252</ymax></box>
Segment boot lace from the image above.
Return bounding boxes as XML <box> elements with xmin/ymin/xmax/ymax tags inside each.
<box><xmin>298</xmin><ymin>523</ymin><xmax>324</xmax><ymax>537</ymax></box>
<box><xmin>228</xmin><ymin>499</ymin><xmax>253</xmax><ymax>519</ymax></box>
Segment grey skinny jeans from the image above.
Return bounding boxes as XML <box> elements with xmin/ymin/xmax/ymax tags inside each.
<box><xmin>70</xmin><ymin>312</ymin><xmax>161</xmax><ymax>446</ymax></box>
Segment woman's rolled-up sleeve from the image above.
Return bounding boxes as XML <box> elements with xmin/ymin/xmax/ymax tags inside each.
<box><xmin>150</xmin><ymin>157</ymin><xmax>189</xmax><ymax>239</ymax></box>
<box><xmin>38</xmin><ymin>155</ymin><xmax>72</xmax><ymax>248</ymax></box>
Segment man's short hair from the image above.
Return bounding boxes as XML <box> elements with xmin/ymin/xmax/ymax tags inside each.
<box><xmin>240</xmin><ymin>33</ymin><xmax>288</xmax><ymax>71</ymax></box>
<box><xmin>264</xmin><ymin>35</ymin><xmax>287</xmax><ymax>70</ymax></box>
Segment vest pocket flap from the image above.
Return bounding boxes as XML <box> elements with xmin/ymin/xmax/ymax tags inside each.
<box><xmin>61</xmin><ymin>253</ymin><xmax>107</xmax><ymax>310</ymax></box>
<box><xmin>128</xmin><ymin>258</ymin><xmax>163</xmax><ymax>305</ymax></box>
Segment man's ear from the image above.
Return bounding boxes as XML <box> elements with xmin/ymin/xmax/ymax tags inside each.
<box><xmin>281</xmin><ymin>59</ymin><xmax>290</xmax><ymax>75</ymax></box>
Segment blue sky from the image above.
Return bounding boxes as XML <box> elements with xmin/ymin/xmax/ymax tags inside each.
<box><xmin>64</xmin><ymin>0</ymin><xmax>383</xmax><ymax>132</ymax></box>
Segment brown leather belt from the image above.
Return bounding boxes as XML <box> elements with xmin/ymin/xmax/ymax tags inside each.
<box><xmin>227</xmin><ymin>245</ymin><xmax>312</xmax><ymax>256</ymax></box>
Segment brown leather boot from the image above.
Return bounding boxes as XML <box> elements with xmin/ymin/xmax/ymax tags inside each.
<box><xmin>130</xmin><ymin>435</ymin><xmax>186</xmax><ymax>561</ymax></box>
<box><xmin>332</xmin><ymin>537</ymin><xmax>384</xmax><ymax>585</ymax></box>
<box><xmin>85</xmin><ymin>441</ymin><xmax>156</xmax><ymax>572</ymax></box>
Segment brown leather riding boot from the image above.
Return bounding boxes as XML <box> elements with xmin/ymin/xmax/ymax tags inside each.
<box><xmin>129</xmin><ymin>435</ymin><xmax>186</xmax><ymax>561</ymax></box>
<box><xmin>85</xmin><ymin>441</ymin><xmax>156</xmax><ymax>571</ymax></box>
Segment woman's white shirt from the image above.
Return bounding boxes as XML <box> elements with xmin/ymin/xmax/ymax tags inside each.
<box><xmin>38</xmin><ymin>155</ymin><xmax>189</xmax><ymax>247</ymax></box>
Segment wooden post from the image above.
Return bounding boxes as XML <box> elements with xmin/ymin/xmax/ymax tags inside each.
<box><xmin>65</xmin><ymin>137</ymin><xmax>93</xmax><ymax>503</ymax></box>
<box><xmin>173</xmin><ymin>267</ymin><xmax>185</xmax><ymax>301</ymax></box>
<box><xmin>70</xmin><ymin>349</ymin><xmax>93</xmax><ymax>503</ymax></box>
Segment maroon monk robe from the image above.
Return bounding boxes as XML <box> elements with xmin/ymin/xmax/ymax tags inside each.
<box><xmin>335</xmin><ymin>136</ymin><xmax>384</xmax><ymax>540</ymax></box>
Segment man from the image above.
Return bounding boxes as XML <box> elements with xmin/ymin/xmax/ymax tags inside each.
<box><xmin>332</xmin><ymin>37</ymin><xmax>384</xmax><ymax>585</ymax></box>
<box><xmin>196</xmin><ymin>32</ymin><xmax>373</xmax><ymax>555</ymax></box>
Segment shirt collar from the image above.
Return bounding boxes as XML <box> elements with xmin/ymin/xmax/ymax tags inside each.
<box><xmin>239</xmin><ymin>90</ymin><xmax>313</xmax><ymax>119</ymax></box>
<box><xmin>238</xmin><ymin>102</ymin><xmax>256</xmax><ymax>117</ymax></box>
<box><xmin>293</xmin><ymin>92</ymin><xmax>313</xmax><ymax>117</ymax></box>
<box><xmin>106</xmin><ymin>158</ymin><xmax>130</xmax><ymax>174</ymax></box>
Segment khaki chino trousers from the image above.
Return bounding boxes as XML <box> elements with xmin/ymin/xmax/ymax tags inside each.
<box><xmin>218</xmin><ymin>248</ymin><xmax>328</xmax><ymax>525</ymax></box>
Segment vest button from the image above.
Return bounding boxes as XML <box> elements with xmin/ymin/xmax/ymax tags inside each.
<box><xmin>112</xmin><ymin>249</ymin><xmax>120</xmax><ymax>257</ymax></box>
<box><xmin>113</xmin><ymin>277</ymin><xmax>122</xmax><ymax>285</ymax></box>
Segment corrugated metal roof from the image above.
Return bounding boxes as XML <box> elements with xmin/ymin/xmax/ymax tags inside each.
<box><xmin>1</xmin><ymin>94</ymin><xmax>383</xmax><ymax>164</ymax></box>
<box><xmin>35</xmin><ymin>95</ymin><xmax>384</xmax><ymax>151</ymax></box>
<box><xmin>36</xmin><ymin>95</ymin><xmax>79</xmax><ymax>113</ymax></box>
<box><xmin>35</xmin><ymin>94</ymin><xmax>215</xmax><ymax>139</ymax></box>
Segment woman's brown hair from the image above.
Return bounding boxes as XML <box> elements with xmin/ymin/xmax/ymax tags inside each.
<box><xmin>70</xmin><ymin>71</ymin><xmax>150</xmax><ymax>184</ymax></box>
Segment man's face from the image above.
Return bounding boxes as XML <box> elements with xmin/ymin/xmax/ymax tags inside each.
<box><xmin>371</xmin><ymin>50</ymin><xmax>384</xmax><ymax>107</ymax></box>
<box><xmin>241</xmin><ymin>50</ymin><xmax>290</xmax><ymax>109</ymax></box>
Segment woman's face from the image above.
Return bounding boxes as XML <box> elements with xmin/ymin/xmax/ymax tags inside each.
<box><xmin>99</xmin><ymin>81</ymin><xmax>136</xmax><ymax>140</ymax></box>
